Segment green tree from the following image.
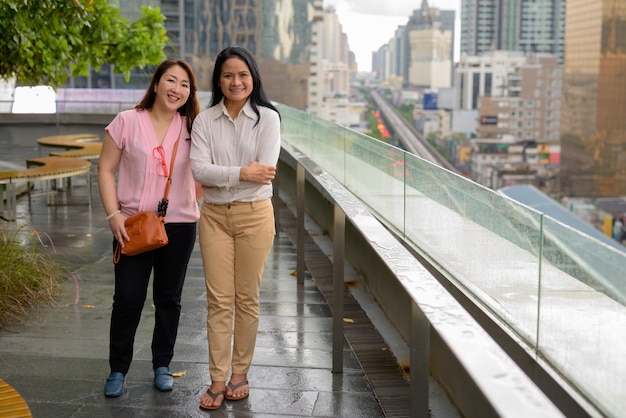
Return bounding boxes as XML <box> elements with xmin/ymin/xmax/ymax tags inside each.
<box><xmin>0</xmin><ymin>0</ymin><xmax>167</xmax><ymax>87</ymax></box>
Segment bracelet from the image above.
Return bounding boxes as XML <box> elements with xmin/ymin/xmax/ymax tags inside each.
<box><xmin>106</xmin><ymin>210</ymin><xmax>121</xmax><ymax>221</ymax></box>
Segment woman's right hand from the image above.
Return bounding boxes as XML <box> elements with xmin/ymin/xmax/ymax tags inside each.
<box><xmin>109</xmin><ymin>213</ymin><xmax>129</xmax><ymax>248</ymax></box>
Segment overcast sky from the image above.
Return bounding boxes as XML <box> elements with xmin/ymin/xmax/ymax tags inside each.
<box><xmin>323</xmin><ymin>0</ymin><xmax>461</xmax><ymax>72</ymax></box>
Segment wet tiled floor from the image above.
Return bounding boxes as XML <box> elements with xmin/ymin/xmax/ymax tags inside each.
<box><xmin>0</xmin><ymin>178</ymin><xmax>390</xmax><ymax>417</ymax></box>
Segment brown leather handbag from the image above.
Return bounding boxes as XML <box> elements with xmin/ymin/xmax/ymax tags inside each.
<box><xmin>113</xmin><ymin>135</ymin><xmax>180</xmax><ymax>263</ymax></box>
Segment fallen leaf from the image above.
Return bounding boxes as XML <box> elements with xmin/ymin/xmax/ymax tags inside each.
<box><xmin>343</xmin><ymin>318</ymin><xmax>354</xmax><ymax>324</ymax></box>
<box><xmin>172</xmin><ymin>370</ymin><xmax>187</xmax><ymax>379</ymax></box>
<box><xmin>290</xmin><ymin>270</ymin><xmax>297</xmax><ymax>276</ymax></box>
<box><xmin>83</xmin><ymin>305</ymin><xmax>95</xmax><ymax>309</ymax></box>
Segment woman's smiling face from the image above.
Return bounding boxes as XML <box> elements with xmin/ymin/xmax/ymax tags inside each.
<box><xmin>155</xmin><ymin>64</ymin><xmax>191</xmax><ymax>111</ymax></box>
<box><xmin>219</xmin><ymin>57</ymin><xmax>254</xmax><ymax>106</ymax></box>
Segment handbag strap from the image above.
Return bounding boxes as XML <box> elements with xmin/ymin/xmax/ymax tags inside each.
<box><xmin>163</xmin><ymin>129</ymin><xmax>181</xmax><ymax>201</ymax></box>
<box><xmin>157</xmin><ymin>119</ymin><xmax>182</xmax><ymax>217</ymax></box>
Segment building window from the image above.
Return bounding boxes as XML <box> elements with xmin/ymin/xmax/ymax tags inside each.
<box><xmin>472</xmin><ymin>73</ymin><xmax>480</xmax><ymax>109</ymax></box>
<box><xmin>485</xmin><ymin>72</ymin><xmax>492</xmax><ymax>97</ymax></box>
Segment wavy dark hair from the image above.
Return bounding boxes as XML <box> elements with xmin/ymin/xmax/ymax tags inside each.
<box><xmin>136</xmin><ymin>58</ymin><xmax>200</xmax><ymax>133</ymax></box>
<box><xmin>210</xmin><ymin>46</ymin><xmax>280</xmax><ymax>126</ymax></box>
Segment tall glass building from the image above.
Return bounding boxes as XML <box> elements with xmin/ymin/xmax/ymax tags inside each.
<box><xmin>461</xmin><ymin>0</ymin><xmax>565</xmax><ymax>63</ymax></box>
<box><xmin>559</xmin><ymin>0</ymin><xmax>626</xmax><ymax>197</ymax></box>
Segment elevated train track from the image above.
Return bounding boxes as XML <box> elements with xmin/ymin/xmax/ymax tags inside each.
<box><xmin>370</xmin><ymin>89</ymin><xmax>459</xmax><ymax>173</ymax></box>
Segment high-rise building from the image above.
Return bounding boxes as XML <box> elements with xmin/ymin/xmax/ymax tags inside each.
<box><xmin>407</xmin><ymin>23</ymin><xmax>453</xmax><ymax>89</ymax></box>
<box><xmin>559</xmin><ymin>0</ymin><xmax>626</xmax><ymax>198</ymax></box>
<box><xmin>477</xmin><ymin>54</ymin><xmax>561</xmax><ymax>145</ymax></box>
<box><xmin>308</xmin><ymin>3</ymin><xmax>363</xmax><ymax>128</ymax></box>
<box><xmin>406</xmin><ymin>0</ymin><xmax>455</xmax><ymax>85</ymax></box>
<box><xmin>460</xmin><ymin>0</ymin><xmax>565</xmax><ymax>63</ymax></box>
<box><xmin>372</xmin><ymin>27</ymin><xmax>405</xmax><ymax>83</ymax></box>
<box><xmin>455</xmin><ymin>50</ymin><xmax>527</xmax><ymax>110</ymax></box>
<box><xmin>373</xmin><ymin>0</ymin><xmax>455</xmax><ymax>87</ymax></box>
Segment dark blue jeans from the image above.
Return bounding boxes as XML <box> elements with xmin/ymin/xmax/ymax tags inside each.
<box><xmin>109</xmin><ymin>222</ymin><xmax>196</xmax><ymax>374</ymax></box>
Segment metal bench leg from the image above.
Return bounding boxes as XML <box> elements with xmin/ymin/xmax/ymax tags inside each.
<box><xmin>87</xmin><ymin>171</ymin><xmax>92</xmax><ymax>207</ymax></box>
<box><xmin>4</xmin><ymin>182</ymin><xmax>17</xmax><ymax>221</ymax></box>
<box><xmin>0</xmin><ymin>185</ymin><xmax>6</xmax><ymax>220</ymax></box>
<box><xmin>27</xmin><ymin>181</ymin><xmax>33</xmax><ymax>212</ymax></box>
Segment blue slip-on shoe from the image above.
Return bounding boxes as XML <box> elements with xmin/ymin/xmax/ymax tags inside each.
<box><xmin>104</xmin><ymin>372</ymin><xmax>125</xmax><ymax>398</ymax></box>
<box><xmin>154</xmin><ymin>367</ymin><xmax>174</xmax><ymax>391</ymax></box>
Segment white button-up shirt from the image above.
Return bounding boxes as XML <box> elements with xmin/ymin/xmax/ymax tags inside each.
<box><xmin>190</xmin><ymin>98</ymin><xmax>281</xmax><ymax>204</ymax></box>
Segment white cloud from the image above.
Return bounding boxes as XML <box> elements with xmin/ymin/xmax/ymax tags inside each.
<box><xmin>339</xmin><ymin>0</ymin><xmax>415</xmax><ymax>16</ymax></box>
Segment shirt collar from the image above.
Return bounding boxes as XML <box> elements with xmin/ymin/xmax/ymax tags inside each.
<box><xmin>214</xmin><ymin>98</ymin><xmax>256</xmax><ymax>122</ymax></box>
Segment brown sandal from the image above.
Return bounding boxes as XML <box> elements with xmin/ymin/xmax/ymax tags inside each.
<box><xmin>199</xmin><ymin>388</ymin><xmax>225</xmax><ymax>410</ymax></box>
<box><xmin>225</xmin><ymin>380</ymin><xmax>249</xmax><ymax>401</ymax></box>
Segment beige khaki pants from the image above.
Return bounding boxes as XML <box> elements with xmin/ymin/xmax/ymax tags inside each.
<box><xmin>198</xmin><ymin>199</ymin><xmax>275</xmax><ymax>381</ymax></box>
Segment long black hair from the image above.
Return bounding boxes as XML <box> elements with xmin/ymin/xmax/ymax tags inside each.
<box><xmin>136</xmin><ymin>58</ymin><xmax>200</xmax><ymax>133</ymax></box>
<box><xmin>210</xmin><ymin>46</ymin><xmax>280</xmax><ymax>126</ymax></box>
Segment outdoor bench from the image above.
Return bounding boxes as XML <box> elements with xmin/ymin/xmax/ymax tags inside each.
<box><xmin>37</xmin><ymin>133</ymin><xmax>102</xmax><ymax>159</ymax></box>
<box><xmin>0</xmin><ymin>156</ymin><xmax>92</xmax><ymax>221</ymax></box>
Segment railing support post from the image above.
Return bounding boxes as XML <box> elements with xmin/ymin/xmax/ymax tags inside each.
<box><xmin>296</xmin><ymin>163</ymin><xmax>305</xmax><ymax>286</ymax></box>
<box><xmin>411</xmin><ymin>301</ymin><xmax>430</xmax><ymax>417</ymax></box>
<box><xmin>332</xmin><ymin>203</ymin><xmax>345</xmax><ymax>373</ymax></box>
<box><xmin>272</xmin><ymin>160</ymin><xmax>280</xmax><ymax>237</ymax></box>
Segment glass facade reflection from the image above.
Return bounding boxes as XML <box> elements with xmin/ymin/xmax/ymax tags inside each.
<box><xmin>67</xmin><ymin>0</ymin><xmax>316</xmax><ymax>109</ymax></box>
<box><xmin>560</xmin><ymin>0</ymin><xmax>626</xmax><ymax>197</ymax></box>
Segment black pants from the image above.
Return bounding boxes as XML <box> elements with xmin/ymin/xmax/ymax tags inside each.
<box><xmin>109</xmin><ymin>222</ymin><xmax>196</xmax><ymax>374</ymax></box>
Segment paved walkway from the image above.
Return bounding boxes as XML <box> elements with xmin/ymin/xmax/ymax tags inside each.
<box><xmin>0</xmin><ymin>125</ymin><xmax>463</xmax><ymax>417</ymax></box>
<box><xmin>0</xmin><ymin>176</ymin><xmax>391</xmax><ymax>417</ymax></box>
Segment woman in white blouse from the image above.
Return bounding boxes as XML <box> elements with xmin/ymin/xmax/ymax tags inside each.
<box><xmin>190</xmin><ymin>46</ymin><xmax>281</xmax><ymax>411</ymax></box>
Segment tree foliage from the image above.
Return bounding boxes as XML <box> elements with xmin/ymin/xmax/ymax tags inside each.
<box><xmin>0</xmin><ymin>0</ymin><xmax>168</xmax><ymax>87</ymax></box>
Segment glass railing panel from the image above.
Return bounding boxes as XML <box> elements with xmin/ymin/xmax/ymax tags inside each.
<box><xmin>279</xmin><ymin>106</ymin><xmax>313</xmax><ymax>155</ymax></box>
<box><xmin>538</xmin><ymin>217</ymin><xmax>626</xmax><ymax>418</ymax></box>
<box><xmin>541</xmin><ymin>217</ymin><xmax>626</xmax><ymax>305</ymax></box>
<box><xmin>279</xmin><ymin>106</ymin><xmax>347</xmax><ymax>182</ymax></box>
<box><xmin>342</xmin><ymin>133</ymin><xmax>407</xmax><ymax>230</ymax></box>
<box><xmin>311</xmin><ymin>118</ymin><xmax>349</xmax><ymax>184</ymax></box>
<box><xmin>398</xmin><ymin>153</ymin><xmax>543</xmax><ymax>343</ymax></box>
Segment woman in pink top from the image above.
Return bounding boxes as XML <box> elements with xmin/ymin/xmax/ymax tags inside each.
<box><xmin>98</xmin><ymin>58</ymin><xmax>200</xmax><ymax>398</ymax></box>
